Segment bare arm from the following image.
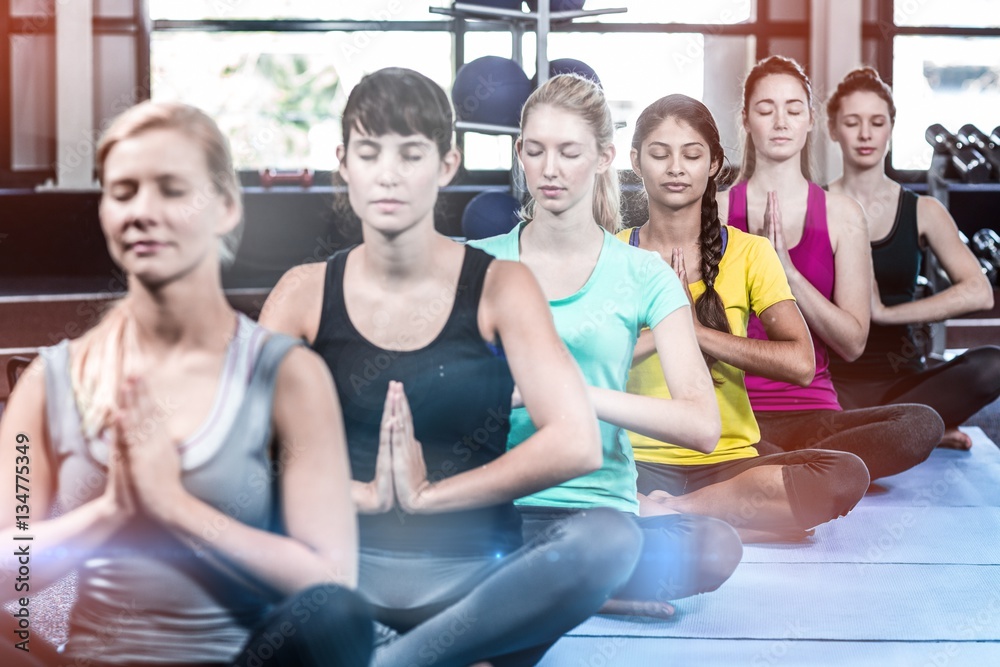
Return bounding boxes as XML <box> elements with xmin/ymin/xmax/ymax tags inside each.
<box><xmin>782</xmin><ymin>192</ymin><xmax>871</xmax><ymax>361</ymax></box>
<box><xmin>0</xmin><ymin>358</ymin><xmax>134</xmax><ymax>602</ymax></box>
<box><xmin>257</xmin><ymin>263</ymin><xmax>382</xmax><ymax>512</ymax></box>
<box><xmin>130</xmin><ymin>348</ymin><xmax>358</xmax><ymax>593</ymax></box>
<box><xmin>258</xmin><ymin>262</ymin><xmax>326</xmax><ymax>343</ymax></box>
<box><xmin>873</xmin><ymin>196</ymin><xmax>993</xmax><ymax>325</ymax></box>
<box><xmin>696</xmin><ymin>300</ymin><xmax>815</xmax><ymax>386</ymax></box>
<box><xmin>632</xmin><ymin>329</ymin><xmax>657</xmax><ymax>365</ymax></box>
<box><xmin>398</xmin><ymin>261</ymin><xmax>602</xmax><ymax>514</ymax></box>
<box><xmin>670</xmin><ymin>243</ymin><xmax>814</xmax><ymax>387</ymax></box>
<box><xmin>590</xmin><ymin>306</ymin><xmax>720</xmax><ymax>453</ymax></box>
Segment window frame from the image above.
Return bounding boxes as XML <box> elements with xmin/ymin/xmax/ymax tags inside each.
<box><xmin>0</xmin><ymin>0</ymin><xmax>149</xmax><ymax>189</ymax></box>
<box><xmin>864</xmin><ymin>0</ymin><xmax>1000</xmax><ymax>183</ymax></box>
<box><xmin>1</xmin><ymin>0</ymin><xmax>806</xmax><ymax>187</ymax></box>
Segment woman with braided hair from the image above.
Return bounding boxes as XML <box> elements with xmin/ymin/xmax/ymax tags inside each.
<box><xmin>622</xmin><ymin>93</ymin><xmax>871</xmax><ymax>542</ymax></box>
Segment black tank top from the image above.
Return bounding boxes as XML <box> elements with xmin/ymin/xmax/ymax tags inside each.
<box><xmin>312</xmin><ymin>245</ymin><xmax>521</xmax><ymax>556</ymax></box>
<box><xmin>831</xmin><ymin>187</ymin><xmax>925</xmax><ymax>380</ymax></box>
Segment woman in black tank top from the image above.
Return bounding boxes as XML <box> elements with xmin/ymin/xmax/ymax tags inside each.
<box><xmin>0</xmin><ymin>103</ymin><xmax>371</xmax><ymax>666</ymax></box>
<box><xmin>260</xmin><ymin>67</ymin><xmax>643</xmax><ymax>666</ymax></box>
<box><xmin>827</xmin><ymin>67</ymin><xmax>1000</xmax><ymax>451</ymax></box>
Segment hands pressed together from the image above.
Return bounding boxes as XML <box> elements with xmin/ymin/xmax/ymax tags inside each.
<box><xmin>761</xmin><ymin>190</ymin><xmax>795</xmax><ymax>274</ymax></box>
<box><xmin>360</xmin><ymin>380</ymin><xmax>433</xmax><ymax>515</ymax></box>
<box><xmin>102</xmin><ymin>376</ymin><xmax>183</xmax><ymax>523</ymax></box>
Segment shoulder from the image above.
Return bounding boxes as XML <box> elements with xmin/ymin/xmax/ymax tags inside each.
<box><xmin>274</xmin><ymin>260</ymin><xmax>327</xmax><ymax>293</ymax></box>
<box><xmin>823</xmin><ymin>189</ymin><xmax>865</xmax><ymax>224</ymax></box>
<box><xmin>727</xmin><ymin>225</ymin><xmax>777</xmax><ymax>263</ymax></box>
<box><xmin>273</xmin><ymin>344</ymin><xmax>335</xmax><ymax>401</ymax></box>
<box><xmin>482</xmin><ymin>258</ymin><xmax>539</xmax><ymax>302</ymax></box>
<box><xmin>258</xmin><ymin>261</ymin><xmax>327</xmax><ymax>335</ymax></box>
<box><xmin>915</xmin><ymin>193</ymin><xmax>952</xmax><ymax>225</ymax></box>
<box><xmin>822</xmin><ymin>188</ymin><xmax>868</xmax><ymax>250</ymax></box>
<box><xmin>914</xmin><ymin>193</ymin><xmax>965</xmax><ymax>246</ymax></box>
<box><xmin>466</xmin><ymin>224</ymin><xmax>522</xmax><ymax>260</ymax></box>
<box><xmin>606</xmin><ymin>230</ymin><xmax>666</xmax><ymax>266</ymax></box>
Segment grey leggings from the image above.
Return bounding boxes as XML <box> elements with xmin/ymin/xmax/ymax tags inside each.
<box><xmin>519</xmin><ymin>507</ymin><xmax>742</xmax><ymax>604</ymax></box>
<box><xmin>834</xmin><ymin>346</ymin><xmax>1000</xmax><ymax>429</ymax></box>
<box><xmin>361</xmin><ymin>507</ymin><xmax>642</xmax><ymax>667</ymax></box>
<box><xmin>754</xmin><ymin>404</ymin><xmax>944</xmax><ymax>480</ymax></box>
<box><xmin>0</xmin><ymin>584</ymin><xmax>373</xmax><ymax>667</ymax></box>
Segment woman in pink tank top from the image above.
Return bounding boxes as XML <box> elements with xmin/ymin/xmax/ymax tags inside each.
<box><xmin>722</xmin><ymin>56</ymin><xmax>943</xmax><ymax>481</ymax></box>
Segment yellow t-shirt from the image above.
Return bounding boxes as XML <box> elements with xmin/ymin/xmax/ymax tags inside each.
<box><xmin>615</xmin><ymin>226</ymin><xmax>795</xmax><ymax>465</ymax></box>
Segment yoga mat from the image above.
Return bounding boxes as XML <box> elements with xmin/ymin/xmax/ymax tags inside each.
<box><xmin>567</xmin><ymin>562</ymin><xmax>1000</xmax><ymax>641</ymax></box>
<box><xmin>540</xmin><ymin>637</ymin><xmax>1000</xmax><ymax>667</ymax></box>
<box><xmin>540</xmin><ymin>427</ymin><xmax>1000</xmax><ymax>664</ymax></box>
<box><xmin>742</xmin><ymin>507</ymin><xmax>1000</xmax><ymax>565</ymax></box>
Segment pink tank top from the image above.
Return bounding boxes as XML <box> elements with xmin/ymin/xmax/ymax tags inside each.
<box><xmin>727</xmin><ymin>181</ymin><xmax>842</xmax><ymax>411</ymax></box>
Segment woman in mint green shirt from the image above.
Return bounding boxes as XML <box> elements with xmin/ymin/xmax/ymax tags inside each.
<box><xmin>470</xmin><ymin>74</ymin><xmax>743</xmax><ymax>616</ymax></box>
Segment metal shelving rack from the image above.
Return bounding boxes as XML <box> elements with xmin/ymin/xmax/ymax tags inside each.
<box><xmin>430</xmin><ymin>2</ymin><xmax>627</xmax><ymax>137</ymax></box>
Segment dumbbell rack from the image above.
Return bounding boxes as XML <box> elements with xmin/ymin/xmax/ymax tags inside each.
<box><xmin>430</xmin><ymin>2</ymin><xmax>627</xmax><ymax>136</ymax></box>
<box><xmin>430</xmin><ymin>2</ymin><xmax>626</xmax><ymax>203</ymax></box>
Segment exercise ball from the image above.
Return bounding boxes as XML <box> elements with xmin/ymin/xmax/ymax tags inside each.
<box><xmin>527</xmin><ymin>0</ymin><xmax>587</xmax><ymax>12</ymax></box>
<box><xmin>453</xmin><ymin>56</ymin><xmax>531</xmax><ymax>127</ymax></box>
<box><xmin>462</xmin><ymin>191</ymin><xmax>522</xmax><ymax>240</ymax></box>
<box><xmin>530</xmin><ymin>58</ymin><xmax>601</xmax><ymax>88</ymax></box>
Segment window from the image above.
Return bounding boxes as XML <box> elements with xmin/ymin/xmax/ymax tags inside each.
<box><xmin>864</xmin><ymin>0</ymin><xmax>1000</xmax><ymax>174</ymax></box>
<box><xmin>892</xmin><ymin>35</ymin><xmax>1000</xmax><ymax>172</ymax></box>
<box><xmin>151</xmin><ymin>0</ymin><xmax>785</xmax><ymax>172</ymax></box>
<box><xmin>1</xmin><ymin>0</ymin><xmax>802</xmax><ymax>184</ymax></box>
<box><xmin>151</xmin><ymin>30</ymin><xmax>453</xmax><ymax>170</ymax></box>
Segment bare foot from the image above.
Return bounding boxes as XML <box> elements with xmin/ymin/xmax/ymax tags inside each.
<box><xmin>938</xmin><ymin>428</ymin><xmax>973</xmax><ymax>450</ymax></box>
<box><xmin>737</xmin><ymin>526</ymin><xmax>815</xmax><ymax>543</ymax></box>
<box><xmin>600</xmin><ymin>598</ymin><xmax>676</xmax><ymax>619</ymax></box>
<box><xmin>638</xmin><ymin>490</ymin><xmax>681</xmax><ymax>517</ymax></box>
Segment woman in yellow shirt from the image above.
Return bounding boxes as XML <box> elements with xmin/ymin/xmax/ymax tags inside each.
<box><xmin>620</xmin><ymin>94</ymin><xmax>870</xmax><ymax>541</ymax></box>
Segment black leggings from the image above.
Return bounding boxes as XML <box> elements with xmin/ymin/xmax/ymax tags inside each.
<box><xmin>361</xmin><ymin>507</ymin><xmax>642</xmax><ymax>667</ymax></box>
<box><xmin>834</xmin><ymin>346</ymin><xmax>1000</xmax><ymax>429</ymax></box>
<box><xmin>0</xmin><ymin>584</ymin><xmax>372</xmax><ymax>667</ymax></box>
<box><xmin>753</xmin><ymin>404</ymin><xmax>944</xmax><ymax>481</ymax></box>
<box><xmin>635</xmin><ymin>450</ymin><xmax>870</xmax><ymax>533</ymax></box>
<box><xmin>519</xmin><ymin>507</ymin><xmax>743</xmax><ymax>604</ymax></box>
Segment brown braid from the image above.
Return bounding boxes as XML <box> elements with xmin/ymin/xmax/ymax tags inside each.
<box><xmin>695</xmin><ymin>175</ymin><xmax>732</xmax><ymax>374</ymax></box>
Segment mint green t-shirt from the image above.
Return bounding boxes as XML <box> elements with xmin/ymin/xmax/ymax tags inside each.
<box><xmin>469</xmin><ymin>222</ymin><xmax>687</xmax><ymax>513</ymax></box>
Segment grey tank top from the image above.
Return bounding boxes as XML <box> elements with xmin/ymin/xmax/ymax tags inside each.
<box><xmin>40</xmin><ymin>314</ymin><xmax>300</xmax><ymax>664</ymax></box>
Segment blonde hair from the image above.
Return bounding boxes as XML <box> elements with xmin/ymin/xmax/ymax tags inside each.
<box><xmin>97</xmin><ymin>101</ymin><xmax>244</xmax><ymax>265</ymax></box>
<box><xmin>518</xmin><ymin>74</ymin><xmax>621</xmax><ymax>233</ymax></box>
<box><xmin>71</xmin><ymin>304</ymin><xmax>138</xmax><ymax>440</ymax></box>
<box><xmin>74</xmin><ymin>102</ymin><xmax>242</xmax><ymax>438</ymax></box>
<box><xmin>739</xmin><ymin>55</ymin><xmax>815</xmax><ymax>182</ymax></box>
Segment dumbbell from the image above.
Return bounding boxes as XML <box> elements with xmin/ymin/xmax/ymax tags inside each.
<box><xmin>957</xmin><ymin>125</ymin><xmax>1000</xmax><ymax>180</ymax></box>
<box><xmin>970</xmin><ymin>228</ymin><xmax>1000</xmax><ymax>285</ymax></box>
<box><xmin>925</xmin><ymin>123</ymin><xmax>991</xmax><ymax>183</ymax></box>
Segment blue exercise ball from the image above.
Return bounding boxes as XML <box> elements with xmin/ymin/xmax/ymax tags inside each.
<box><xmin>530</xmin><ymin>58</ymin><xmax>601</xmax><ymax>88</ymax></box>
<box><xmin>462</xmin><ymin>191</ymin><xmax>522</xmax><ymax>240</ymax></box>
<box><xmin>527</xmin><ymin>0</ymin><xmax>587</xmax><ymax>12</ymax></box>
<box><xmin>453</xmin><ymin>57</ymin><xmax>532</xmax><ymax>127</ymax></box>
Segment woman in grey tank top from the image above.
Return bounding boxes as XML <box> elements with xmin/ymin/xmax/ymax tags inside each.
<box><xmin>0</xmin><ymin>102</ymin><xmax>372</xmax><ymax>666</ymax></box>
